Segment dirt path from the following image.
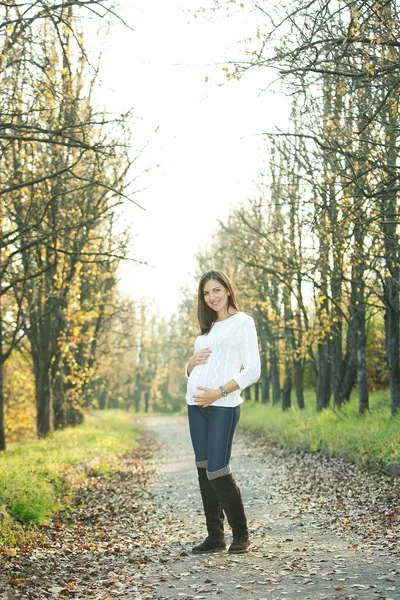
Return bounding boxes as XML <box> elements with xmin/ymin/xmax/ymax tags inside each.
<box><xmin>1</xmin><ymin>415</ymin><xmax>399</xmax><ymax>600</ymax></box>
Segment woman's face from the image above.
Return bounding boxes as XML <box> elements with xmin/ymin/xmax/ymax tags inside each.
<box><xmin>202</xmin><ymin>279</ymin><xmax>230</xmax><ymax>314</ymax></box>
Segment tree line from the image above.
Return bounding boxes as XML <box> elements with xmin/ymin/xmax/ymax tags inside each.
<box><xmin>0</xmin><ymin>2</ymin><xmax>195</xmax><ymax>446</ymax></box>
<box><xmin>2</xmin><ymin>0</ymin><xmax>399</xmax><ymax>447</ymax></box>
<box><xmin>188</xmin><ymin>0</ymin><xmax>399</xmax><ymax>415</ymax></box>
<box><xmin>0</xmin><ymin>1</ymin><xmax>141</xmax><ymax>450</ymax></box>
<box><xmin>125</xmin><ymin>0</ymin><xmax>399</xmax><ymax>417</ymax></box>
<box><xmin>121</xmin><ymin>0</ymin><xmax>399</xmax><ymax>418</ymax></box>
<box><xmin>90</xmin><ymin>0</ymin><xmax>400</xmax><ymax>417</ymax></box>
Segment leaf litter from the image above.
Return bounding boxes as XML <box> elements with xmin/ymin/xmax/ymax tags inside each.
<box><xmin>0</xmin><ymin>416</ymin><xmax>399</xmax><ymax>600</ymax></box>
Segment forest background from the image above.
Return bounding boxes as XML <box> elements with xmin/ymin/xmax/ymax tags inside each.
<box><xmin>1</xmin><ymin>0</ymin><xmax>399</xmax><ymax>477</ymax></box>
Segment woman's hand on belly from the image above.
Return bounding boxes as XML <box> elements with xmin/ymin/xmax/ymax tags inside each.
<box><xmin>187</xmin><ymin>348</ymin><xmax>211</xmax><ymax>375</ymax></box>
<box><xmin>193</xmin><ymin>386</ymin><xmax>221</xmax><ymax>407</ymax></box>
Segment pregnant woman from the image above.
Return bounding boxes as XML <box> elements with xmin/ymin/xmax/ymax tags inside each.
<box><xmin>185</xmin><ymin>269</ymin><xmax>261</xmax><ymax>554</ymax></box>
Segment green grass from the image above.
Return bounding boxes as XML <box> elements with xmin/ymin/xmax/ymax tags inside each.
<box><xmin>240</xmin><ymin>389</ymin><xmax>400</xmax><ymax>473</ymax></box>
<box><xmin>0</xmin><ymin>410</ymin><xmax>141</xmax><ymax>547</ymax></box>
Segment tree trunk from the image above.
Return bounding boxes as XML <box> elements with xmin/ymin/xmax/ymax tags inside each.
<box><xmin>98</xmin><ymin>386</ymin><xmax>107</xmax><ymax>410</ymax></box>
<box><xmin>53</xmin><ymin>368</ymin><xmax>66</xmax><ymax>429</ymax></box>
<box><xmin>0</xmin><ymin>308</ymin><xmax>5</xmax><ymax>450</ymax></box>
<box><xmin>357</xmin><ymin>316</ymin><xmax>369</xmax><ymax>414</ymax></box>
<box><xmin>0</xmin><ymin>360</ymin><xmax>5</xmax><ymax>451</ymax></box>
<box><xmin>144</xmin><ymin>390</ymin><xmax>150</xmax><ymax>412</ymax></box>
<box><xmin>294</xmin><ymin>358</ymin><xmax>305</xmax><ymax>409</ymax></box>
<box><xmin>315</xmin><ymin>284</ymin><xmax>332</xmax><ymax>412</ymax></box>
<box><xmin>34</xmin><ymin>356</ymin><xmax>52</xmax><ymax>437</ymax></box>
<box><xmin>353</xmin><ymin>226</ymin><xmax>368</xmax><ymax>415</ymax></box>
<box><xmin>282</xmin><ymin>289</ymin><xmax>292</xmax><ymax>411</ymax></box>
<box><xmin>270</xmin><ymin>346</ymin><xmax>280</xmax><ymax>405</ymax></box>
<box><xmin>316</xmin><ymin>284</ymin><xmax>332</xmax><ymax>411</ymax></box>
<box><xmin>316</xmin><ymin>336</ymin><xmax>331</xmax><ymax>411</ymax></box>
<box><xmin>260</xmin><ymin>346</ymin><xmax>270</xmax><ymax>403</ymax></box>
<box><xmin>282</xmin><ymin>371</ymin><xmax>291</xmax><ymax>410</ymax></box>
<box><xmin>341</xmin><ymin>275</ymin><xmax>359</xmax><ymax>402</ymax></box>
<box><xmin>385</xmin><ymin>275</ymin><xmax>400</xmax><ymax>414</ymax></box>
<box><xmin>343</xmin><ymin>237</ymin><xmax>368</xmax><ymax>412</ymax></box>
<box><xmin>382</xmin><ymin>94</ymin><xmax>400</xmax><ymax>415</ymax></box>
<box><xmin>134</xmin><ymin>391</ymin><xmax>141</xmax><ymax>412</ymax></box>
<box><xmin>315</xmin><ymin>77</ymin><xmax>334</xmax><ymax>412</ymax></box>
<box><xmin>26</xmin><ymin>272</ymin><xmax>58</xmax><ymax>438</ymax></box>
<box><xmin>331</xmin><ymin>282</ymin><xmax>344</xmax><ymax>406</ymax></box>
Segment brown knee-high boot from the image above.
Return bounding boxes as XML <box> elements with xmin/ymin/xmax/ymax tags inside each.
<box><xmin>192</xmin><ymin>467</ymin><xmax>226</xmax><ymax>553</ymax></box>
<box><xmin>209</xmin><ymin>473</ymin><xmax>250</xmax><ymax>553</ymax></box>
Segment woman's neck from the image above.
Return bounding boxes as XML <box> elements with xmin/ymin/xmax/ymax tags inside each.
<box><xmin>216</xmin><ymin>309</ymin><xmax>238</xmax><ymax>322</ymax></box>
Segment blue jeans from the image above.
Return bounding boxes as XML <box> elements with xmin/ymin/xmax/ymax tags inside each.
<box><xmin>187</xmin><ymin>404</ymin><xmax>240</xmax><ymax>480</ymax></box>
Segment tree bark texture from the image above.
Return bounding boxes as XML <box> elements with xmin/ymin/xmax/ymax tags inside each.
<box><xmin>0</xmin><ymin>307</ymin><xmax>5</xmax><ymax>450</ymax></box>
<box><xmin>34</xmin><ymin>356</ymin><xmax>52</xmax><ymax>437</ymax></box>
<box><xmin>382</xmin><ymin>95</ymin><xmax>400</xmax><ymax>415</ymax></box>
<box><xmin>385</xmin><ymin>275</ymin><xmax>400</xmax><ymax>415</ymax></box>
<box><xmin>341</xmin><ymin>275</ymin><xmax>359</xmax><ymax>403</ymax></box>
<box><xmin>270</xmin><ymin>346</ymin><xmax>281</xmax><ymax>405</ymax></box>
<box><xmin>0</xmin><ymin>360</ymin><xmax>5</xmax><ymax>451</ymax></box>
<box><xmin>282</xmin><ymin>289</ymin><xmax>292</xmax><ymax>410</ymax></box>
<box><xmin>316</xmin><ymin>337</ymin><xmax>332</xmax><ymax>411</ymax></box>
<box><xmin>260</xmin><ymin>346</ymin><xmax>270</xmax><ymax>403</ymax></box>
<box><xmin>53</xmin><ymin>369</ymin><xmax>66</xmax><ymax>429</ymax></box>
<box><xmin>294</xmin><ymin>359</ymin><xmax>305</xmax><ymax>409</ymax></box>
<box><xmin>357</xmin><ymin>318</ymin><xmax>369</xmax><ymax>414</ymax></box>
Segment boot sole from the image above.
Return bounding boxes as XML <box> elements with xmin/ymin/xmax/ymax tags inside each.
<box><xmin>229</xmin><ymin>542</ymin><xmax>251</xmax><ymax>554</ymax></box>
<box><xmin>192</xmin><ymin>546</ymin><xmax>226</xmax><ymax>554</ymax></box>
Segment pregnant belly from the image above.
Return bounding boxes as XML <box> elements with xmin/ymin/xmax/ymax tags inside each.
<box><xmin>187</xmin><ymin>365</ymin><xmax>220</xmax><ymax>400</ymax></box>
<box><xmin>187</xmin><ymin>368</ymin><xmax>202</xmax><ymax>400</ymax></box>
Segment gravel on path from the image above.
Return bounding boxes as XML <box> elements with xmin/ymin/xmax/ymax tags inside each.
<box><xmin>1</xmin><ymin>414</ymin><xmax>399</xmax><ymax>600</ymax></box>
<box><xmin>140</xmin><ymin>415</ymin><xmax>400</xmax><ymax>600</ymax></box>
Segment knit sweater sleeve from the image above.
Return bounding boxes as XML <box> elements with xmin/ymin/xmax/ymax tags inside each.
<box><xmin>185</xmin><ymin>342</ymin><xmax>194</xmax><ymax>378</ymax></box>
<box><xmin>232</xmin><ymin>317</ymin><xmax>261</xmax><ymax>391</ymax></box>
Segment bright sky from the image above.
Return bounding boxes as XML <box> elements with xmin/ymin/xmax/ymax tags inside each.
<box><xmin>93</xmin><ymin>0</ymin><xmax>289</xmax><ymax>315</ymax></box>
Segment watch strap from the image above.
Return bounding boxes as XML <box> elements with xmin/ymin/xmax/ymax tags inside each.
<box><xmin>219</xmin><ymin>385</ymin><xmax>228</xmax><ymax>397</ymax></box>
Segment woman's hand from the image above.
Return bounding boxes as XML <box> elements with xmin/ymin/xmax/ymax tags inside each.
<box><xmin>188</xmin><ymin>348</ymin><xmax>211</xmax><ymax>374</ymax></box>
<box><xmin>193</xmin><ymin>386</ymin><xmax>221</xmax><ymax>407</ymax></box>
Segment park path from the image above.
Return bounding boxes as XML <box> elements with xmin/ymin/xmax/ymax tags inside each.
<box><xmin>1</xmin><ymin>415</ymin><xmax>399</xmax><ymax>600</ymax></box>
<box><xmin>139</xmin><ymin>416</ymin><xmax>399</xmax><ymax>600</ymax></box>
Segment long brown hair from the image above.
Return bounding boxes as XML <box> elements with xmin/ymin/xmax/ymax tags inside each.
<box><xmin>197</xmin><ymin>269</ymin><xmax>239</xmax><ymax>334</ymax></box>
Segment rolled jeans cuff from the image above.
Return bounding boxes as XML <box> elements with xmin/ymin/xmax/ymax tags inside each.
<box><xmin>207</xmin><ymin>465</ymin><xmax>232</xmax><ymax>480</ymax></box>
<box><xmin>195</xmin><ymin>460</ymin><xmax>208</xmax><ymax>468</ymax></box>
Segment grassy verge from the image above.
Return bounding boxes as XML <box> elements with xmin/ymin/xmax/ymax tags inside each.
<box><xmin>240</xmin><ymin>389</ymin><xmax>400</xmax><ymax>473</ymax></box>
<box><xmin>0</xmin><ymin>410</ymin><xmax>141</xmax><ymax>547</ymax></box>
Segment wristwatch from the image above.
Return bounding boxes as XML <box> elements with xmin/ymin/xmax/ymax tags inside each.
<box><xmin>219</xmin><ymin>386</ymin><xmax>228</xmax><ymax>398</ymax></box>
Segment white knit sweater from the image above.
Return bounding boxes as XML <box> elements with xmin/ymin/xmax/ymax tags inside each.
<box><xmin>186</xmin><ymin>312</ymin><xmax>261</xmax><ymax>407</ymax></box>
